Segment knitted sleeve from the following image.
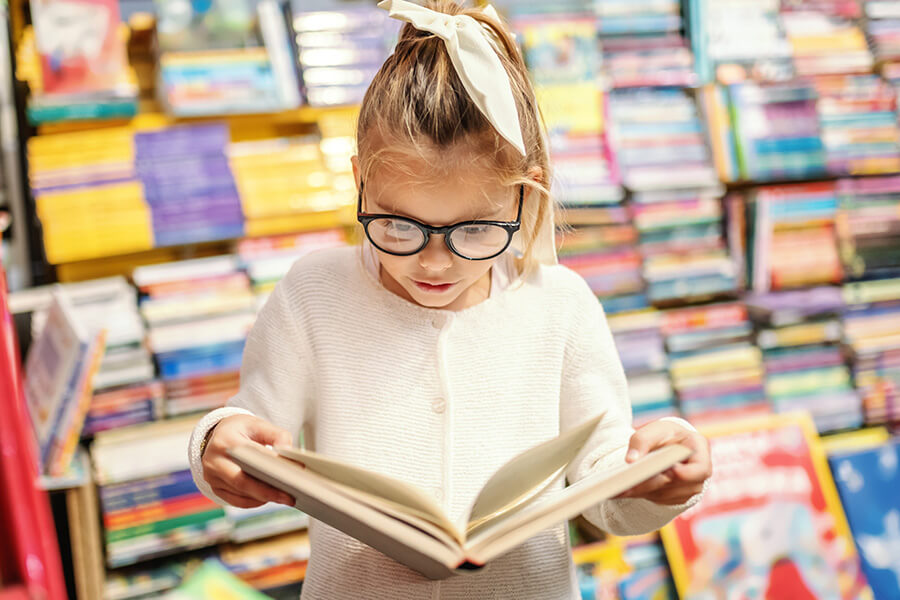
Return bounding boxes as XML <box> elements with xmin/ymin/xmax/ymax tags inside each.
<box><xmin>188</xmin><ymin>268</ymin><xmax>315</xmax><ymax>503</ymax></box>
<box><xmin>560</xmin><ymin>282</ymin><xmax>704</xmax><ymax>536</ymax></box>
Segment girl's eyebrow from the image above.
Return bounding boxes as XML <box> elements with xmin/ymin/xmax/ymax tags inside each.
<box><xmin>369</xmin><ymin>198</ymin><xmax>508</xmax><ymax>224</ymax></box>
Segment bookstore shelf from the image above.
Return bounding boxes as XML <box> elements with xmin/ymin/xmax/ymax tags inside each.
<box><xmin>4</xmin><ymin>0</ymin><xmax>900</xmax><ymax>598</ymax></box>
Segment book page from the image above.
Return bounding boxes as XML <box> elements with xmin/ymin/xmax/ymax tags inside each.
<box><xmin>464</xmin><ymin>444</ymin><xmax>692</xmax><ymax>566</ymax></box>
<box><xmin>465</xmin><ymin>413</ymin><xmax>605</xmax><ymax>533</ymax></box>
<box><xmin>229</xmin><ymin>445</ymin><xmax>464</xmax><ymax>580</ymax></box>
<box><xmin>275</xmin><ymin>446</ymin><xmax>461</xmax><ymax>541</ymax></box>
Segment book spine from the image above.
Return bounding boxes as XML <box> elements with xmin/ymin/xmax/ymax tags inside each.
<box><xmin>105</xmin><ymin>508</ymin><xmax>226</xmax><ymax>543</ymax></box>
<box><xmin>39</xmin><ymin>336</ymin><xmax>90</xmax><ymax>473</ymax></box>
<box><xmin>105</xmin><ymin>493</ymin><xmax>218</xmax><ymax>530</ymax></box>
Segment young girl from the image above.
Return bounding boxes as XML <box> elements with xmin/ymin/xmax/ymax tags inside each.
<box><xmin>190</xmin><ymin>1</ymin><xmax>712</xmax><ymax>598</ymax></box>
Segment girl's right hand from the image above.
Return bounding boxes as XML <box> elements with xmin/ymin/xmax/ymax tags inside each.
<box><xmin>201</xmin><ymin>414</ymin><xmax>296</xmax><ymax>508</ymax></box>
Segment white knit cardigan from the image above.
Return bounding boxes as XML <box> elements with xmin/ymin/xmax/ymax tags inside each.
<box><xmin>189</xmin><ymin>246</ymin><xmax>703</xmax><ymax>600</ymax></box>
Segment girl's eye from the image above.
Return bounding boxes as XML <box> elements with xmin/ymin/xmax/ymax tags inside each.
<box><xmin>460</xmin><ymin>224</ymin><xmax>490</xmax><ymax>236</ymax></box>
<box><xmin>388</xmin><ymin>221</ymin><xmax>415</xmax><ymax>233</ymax></box>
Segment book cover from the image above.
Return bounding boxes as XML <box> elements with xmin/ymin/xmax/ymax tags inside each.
<box><xmin>828</xmin><ymin>441</ymin><xmax>900</xmax><ymax>599</ymax></box>
<box><xmin>660</xmin><ymin>412</ymin><xmax>873</xmax><ymax>600</ymax></box>
<box><xmin>30</xmin><ymin>0</ymin><xmax>130</xmax><ymax>95</ymax></box>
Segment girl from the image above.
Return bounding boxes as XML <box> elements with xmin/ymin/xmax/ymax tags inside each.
<box><xmin>190</xmin><ymin>1</ymin><xmax>712</xmax><ymax>598</ymax></box>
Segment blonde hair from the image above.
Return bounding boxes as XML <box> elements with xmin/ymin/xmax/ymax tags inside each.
<box><xmin>356</xmin><ymin>0</ymin><xmax>554</xmax><ymax>277</ymax></box>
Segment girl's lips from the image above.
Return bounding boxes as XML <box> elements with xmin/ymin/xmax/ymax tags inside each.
<box><xmin>412</xmin><ymin>279</ymin><xmax>456</xmax><ymax>293</ymax></box>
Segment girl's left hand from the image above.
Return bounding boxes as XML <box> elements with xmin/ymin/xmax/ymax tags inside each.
<box><xmin>619</xmin><ymin>420</ymin><xmax>712</xmax><ymax>506</ymax></box>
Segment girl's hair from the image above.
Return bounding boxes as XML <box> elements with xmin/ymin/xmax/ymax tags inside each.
<box><xmin>356</xmin><ymin>0</ymin><xmax>553</xmax><ymax>277</ymax></box>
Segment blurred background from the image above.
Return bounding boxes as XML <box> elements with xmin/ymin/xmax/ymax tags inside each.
<box><xmin>0</xmin><ymin>0</ymin><xmax>899</xmax><ymax>598</ymax></box>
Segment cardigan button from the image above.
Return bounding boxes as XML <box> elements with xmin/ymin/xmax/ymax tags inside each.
<box><xmin>431</xmin><ymin>398</ymin><xmax>446</xmax><ymax>414</ymax></box>
<box><xmin>431</xmin><ymin>318</ymin><xmax>443</xmax><ymax>329</ymax></box>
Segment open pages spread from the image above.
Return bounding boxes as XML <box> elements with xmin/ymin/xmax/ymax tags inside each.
<box><xmin>228</xmin><ymin>415</ymin><xmax>692</xmax><ymax>579</ymax></box>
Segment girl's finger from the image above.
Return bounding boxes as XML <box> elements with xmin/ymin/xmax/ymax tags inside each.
<box><xmin>211</xmin><ymin>487</ymin><xmax>267</xmax><ymax>509</ymax></box>
<box><xmin>207</xmin><ymin>471</ymin><xmax>293</xmax><ymax>506</ymax></box>
<box><xmin>671</xmin><ymin>458</ymin><xmax>712</xmax><ymax>483</ymax></box>
<box><xmin>644</xmin><ymin>483</ymin><xmax>704</xmax><ymax>506</ymax></box>
<box><xmin>619</xmin><ymin>472</ymin><xmax>672</xmax><ymax>499</ymax></box>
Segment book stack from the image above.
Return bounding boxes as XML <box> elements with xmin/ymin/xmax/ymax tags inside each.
<box><xmin>608</xmin><ymin>88</ymin><xmax>719</xmax><ymax>192</ymax></box>
<box><xmin>843</xmin><ymin>278</ymin><xmax>900</xmax><ymax>424</ymax></box>
<box><xmin>513</xmin><ymin>13</ymin><xmax>623</xmax><ymax>206</ymax></box>
<box><xmin>661</xmin><ymin>302</ymin><xmax>768</xmax><ymax>424</ymax></box>
<box><xmin>218</xmin><ymin>530</ymin><xmax>310</xmax><ymax>593</ymax></box>
<box><xmin>746</xmin><ymin>286</ymin><xmax>863</xmax><ymax>433</ymax></box>
<box><xmin>747</xmin><ymin>182</ymin><xmax>843</xmax><ymax>292</ymax></box>
<box><xmin>62</xmin><ymin>279</ymin><xmax>159</xmax><ymax>437</ymax></box>
<box><xmin>134</xmin><ymin>256</ymin><xmax>255</xmax><ymax>418</ymax></box>
<box><xmin>22</xmin><ymin>0</ymin><xmax>138</xmax><ymax>124</ymax></box>
<box><xmin>135</xmin><ymin>124</ymin><xmax>245</xmax><ymax>247</ymax></box>
<box><xmin>558</xmin><ymin>209</ymin><xmax>646</xmax><ymax>315</ymax></box>
<box><xmin>595</xmin><ymin>0</ymin><xmax>697</xmax><ymax>88</ymax></box>
<box><xmin>228</xmin><ymin>135</ymin><xmax>349</xmax><ymax>238</ymax></box>
<box><xmin>291</xmin><ymin>1</ymin><xmax>399</xmax><ymax>107</ymax></box>
<box><xmin>105</xmin><ymin>554</ymin><xmax>204</xmax><ymax>600</ymax></box>
<box><xmin>155</xmin><ymin>0</ymin><xmax>301</xmax><ymax>116</ymax></box>
<box><xmin>697</xmin><ymin>85</ymin><xmax>741</xmax><ymax>182</ymax></box>
<box><xmin>631</xmin><ymin>187</ymin><xmax>738</xmax><ymax>306</ymax></box>
<box><xmin>91</xmin><ymin>418</ymin><xmax>230</xmax><ymax>568</ymax></box>
<box><xmin>27</xmin><ymin>128</ymin><xmax>154</xmax><ymax>264</ymax></box>
<box><xmin>236</xmin><ymin>229</ymin><xmax>349</xmax><ymax>303</ymax></box>
<box><xmin>863</xmin><ymin>0</ymin><xmax>900</xmax><ymax>70</ymax></box>
<box><xmin>836</xmin><ymin>176</ymin><xmax>900</xmax><ymax>280</ymax></box>
<box><xmin>814</xmin><ymin>75</ymin><xmax>900</xmax><ymax>175</ymax></box>
<box><xmin>691</xmin><ymin>0</ymin><xmax>794</xmax><ymax>84</ymax></box>
<box><xmin>780</xmin><ymin>4</ymin><xmax>873</xmax><ymax>77</ymax></box>
<box><xmin>605</xmin><ymin>309</ymin><xmax>676</xmax><ymax>426</ymax></box>
<box><xmin>728</xmin><ymin>82</ymin><xmax>827</xmax><ymax>182</ymax></box>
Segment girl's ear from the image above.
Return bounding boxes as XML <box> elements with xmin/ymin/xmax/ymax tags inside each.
<box><xmin>351</xmin><ymin>155</ymin><xmax>361</xmax><ymax>192</ymax></box>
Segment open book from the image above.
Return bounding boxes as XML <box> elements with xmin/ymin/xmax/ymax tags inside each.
<box><xmin>228</xmin><ymin>415</ymin><xmax>692</xmax><ymax>580</ymax></box>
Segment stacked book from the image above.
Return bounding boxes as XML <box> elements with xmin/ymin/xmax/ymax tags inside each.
<box><xmin>728</xmin><ymin>82</ymin><xmax>827</xmax><ymax>182</ymax></box>
<box><xmin>595</xmin><ymin>0</ymin><xmax>696</xmax><ymax>88</ymax></box>
<box><xmin>558</xmin><ymin>208</ymin><xmax>646</xmax><ymax>315</ymax></box>
<box><xmin>843</xmin><ymin>278</ymin><xmax>900</xmax><ymax>424</ymax></box>
<box><xmin>691</xmin><ymin>0</ymin><xmax>794</xmax><ymax>84</ymax></box>
<box><xmin>836</xmin><ymin>176</ymin><xmax>900</xmax><ymax>280</ymax></box>
<box><xmin>746</xmin><ymin>287</ymin><xmax>863</xmax><ymax>432</ymax></box>
<box><xmin>747</xmin><ymin>182</ymin><xmax>843</xmax><ymax>292</ymax></box>
<box><xmin>661</xmin><ymin>302</ymin><xmax>768</xmax><ymax>424</ymax></box>
<box><xmin>20</xmin><ymin>0</ymin><xmax>139</xmax><ymax>124</ymax></box>
<box><xmin>218</xmin><ymin>530</ymin><xmax>310</xmax><ymax>593</ymax></box>
<box><xmin>814</xmin><ymin>75</ymin><xmax>900</xmax><ymax>175</ymax></box>
<box><xmin>608</xmin><ymin>88</ymin><xmax>719</xmax><ymax>192</ymax></box>
<box><xmin>155</xmin><ymin>0</ymin><xmax>301</xmax><ymax>116</ymax></box>
<box><xmin>291</xmin><ymin>0</ymin><xmax>399</xmax><ymax>107</ymax></box>
<box><xmin>91</xmin><ymin>418</ymin><xmax>230</xmax><ymax>568</ymax></box>
<box><xmin>631</xmin><ymin>187</ymin><xmax>738</xmax><ymax>306</ymax></box>
<box><xmin>605</xmin><ymin>309</ymin><xmax>676</xmax><ymax>426</ymax></box>
<box><xmin>134</xmin><ymin>256</ymin><xmax>255</xmax><ymax>418</ymax></box>
<box><xmin>780</xmin><ymin>5</ymin><xmax>873</xmax><ymax>77</ymax></box>
<box><xmin>10</xmin><ymin>278</ymin><xmax>161</xmax><ymax>438</ymax></box>
<box><xmin>863</xmin><ymin>0</ymin><xmax>900</xmax><ymax>68</ymax></box>
<box><xmin>135</xmin><ymin>124</ymin><xmax>245</xmax><ymax>247</ymax></box>
<box><xmin>513</xmin><ymin>12</ymin><xmax>623</xmax><ymax>206</ymax></box>
<box><xmin>237</xmin><ymin>228</ymin><xmax>349</xmax><ymax>303</ymax></box>
<box><xmin>228</xmin><ymin>135</ymin><xmax>349</xmax><ymax>238</ymax></box>
<box><xmin>27</xmin><ymin>128</ymin><xmax>154</xmax><ymax>264</ymax></box>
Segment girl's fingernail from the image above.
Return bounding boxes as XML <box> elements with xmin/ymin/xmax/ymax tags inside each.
<box><xmin>626</xmin><ymin>450</ymin><xmax>639</xmax><ymax>462</ymax></box>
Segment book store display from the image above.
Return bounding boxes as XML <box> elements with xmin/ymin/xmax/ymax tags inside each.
<box><xmin>2</xmin><ymin>0</ymin><xmax>900</xmax><ymax>598</ymax></box>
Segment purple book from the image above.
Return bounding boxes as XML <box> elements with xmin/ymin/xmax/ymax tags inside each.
<box><xmin>744</xmin><ymin>287</ymin><xmax>845</xmax><ymax>324</ymax></box>
<box><xmin>144</xmin><ymin>187</ymin><xmax>241</xmax><ymax>208</ymax></box>
<box><xmin>134</xmin><ymin>124</ymin><xmax>229</xmax><ymax>158</ymax></box>
<box><xmin>137</xmin><ymin>156</ymin><xmax>234</xmax><ymax>185</ymax></box>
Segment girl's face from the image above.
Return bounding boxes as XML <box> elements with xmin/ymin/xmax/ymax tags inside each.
<box><xmin>353</xmin><ymin>154</ymin><xmax>520</xmax><ymax>312</ymax></box>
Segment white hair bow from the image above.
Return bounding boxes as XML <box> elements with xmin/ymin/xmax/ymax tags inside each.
<box><xmin>377</xmin><ymin>0</ymin><xmax>527</xmax><ymax>157</ymax></box>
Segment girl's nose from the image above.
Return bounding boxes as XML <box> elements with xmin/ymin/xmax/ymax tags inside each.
<box><xmin>418</xmin><ymin>234</ymin><xmax>453</xmax><ymax>271</ymax></box>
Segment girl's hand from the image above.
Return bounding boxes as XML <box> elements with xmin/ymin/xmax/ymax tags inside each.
<box><xmin>619</xmin><ymin>420</ymin><xmax>712</xmax><ymax>506</ymax></box>
<box><xmin>201</xmin><ymin>414</ymin><xmax>296</xmax><ymax>509</ymax></box>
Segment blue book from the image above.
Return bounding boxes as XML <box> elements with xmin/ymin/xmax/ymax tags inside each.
<box><xmin>828</xmin><ymin>441</ymin><xmax>900</xmax><ymax>600</ymax></box>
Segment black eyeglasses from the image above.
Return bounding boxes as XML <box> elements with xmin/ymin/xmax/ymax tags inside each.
<box><xmin>357</xmin><ymin>182</ymin><xmax>523</xmax><ymax>261</ymax></box>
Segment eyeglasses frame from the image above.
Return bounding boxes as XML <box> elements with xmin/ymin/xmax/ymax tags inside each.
<box><xmin>356</xmin><ymin>181</ymin><xmax>524</xmax><ymax>261</ymax></box>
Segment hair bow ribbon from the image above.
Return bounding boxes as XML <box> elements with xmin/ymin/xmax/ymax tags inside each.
<box><xmin>377</xmin><ymin>0</ymin><xmax>527</xmax><ymax>157</ymax></box>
